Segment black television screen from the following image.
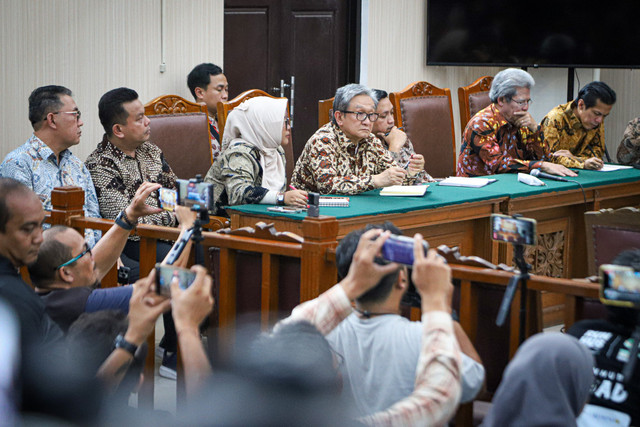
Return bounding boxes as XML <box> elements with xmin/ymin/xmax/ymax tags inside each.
<box><xmin>427</xmin><ymin>0</ymin><xmax>640</xmax><ymax>68</ymax></box>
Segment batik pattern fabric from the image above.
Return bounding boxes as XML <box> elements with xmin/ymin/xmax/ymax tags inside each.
<box><xmin>208</xmin><ymin>115</ymin><xmax>221</xmax><ymax>162</ymax></box>
<box><xmin>291</xmin><ymin>123</ymin><xmax>416</xmax><ymax>195</ymax></box>
<box><xmin>0</xmin><ymin>134</ymin><xmax>101</xmax><ymax>246</ymax></box>
<box><xmin>456</xmin><ymin>104</ymin><xmax>549</xmax><ymax>177</ymax></box>
<box><xmin>541</xmin><ymin>101</ymin><xmax>605</xmax><ymax>169</ymax></box>
<box><xmin>85</xmin><ymin>136</ymin><xmax>177</xmax><ymax>241</ymax></box>
<box><xmin>617</xmin><ymin>117</ymin><xmax>640</xmax><ymax>165</ymax></box>
<box><xmin>204</xmin><ymin>141</ymin><xmax>287</xmax><ymax>217</ymax></box>
<box><xmin>386</xmin><ymin>137</ymin><xmax>434</xmax><ymax>183</ymax></box>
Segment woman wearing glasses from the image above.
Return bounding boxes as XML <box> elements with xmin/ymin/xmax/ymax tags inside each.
<box><xmin>204</xmin><ymin>97</ymin><xmax>308</xmax><ymax>217</ymax></box>
<box><xmin>291</xmin><ymin>84</ymin><xmax>423</xmax><ymax>195</ymax></box>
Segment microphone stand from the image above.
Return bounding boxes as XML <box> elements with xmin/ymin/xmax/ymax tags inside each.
<box><xmin>496</xmin><ymin>243</ymin><xmax>530</xmax><ymax>346</ymax></box>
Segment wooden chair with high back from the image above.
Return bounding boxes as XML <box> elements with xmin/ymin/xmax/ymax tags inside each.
<box><xmin>389</xmin><ymin>81</ymin><xmax>457</xmax><ymax>178</ymax></box>
<box><xmin>144</xmin><ymin>95</ymin><xmax>213</xmax><ymax>179</ymax></box>
<box><xmin>217</xmin><ymin>89</ymin><xmax>296</xmax><ymax>181</ymax></box>
<box><xmin>458</xmin><ymin>76</ymin><xmax>494</xmax><ymax>133</ymax></box>
<box><xmin>585</xmin><ymin>206</ymin><xmax>640</xmax><ymax>276</ymax></box>
<box><xmin>317</xmin><ymin>97</ymin><xmax>334</xmax><ymax>128</ymax></box>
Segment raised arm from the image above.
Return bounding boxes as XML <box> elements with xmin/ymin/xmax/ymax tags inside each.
<box><xmin>92</xmin><ymin>182</ymin><xmax>163</xmax><ymax>281</ymax></box>
<box><xmin>96</xmin><ymin>272</ymin><xmax>170</xmax><ymax>392</ymax></box>
<box><xmin>170</xmin><ymin>265</ymin><xmax>214</xmax><ymax>397</ymax></box>
<box><xmin>363</xmin><ymin>240</ymin><xmax>462</xmax><ymax>426</ymax></box>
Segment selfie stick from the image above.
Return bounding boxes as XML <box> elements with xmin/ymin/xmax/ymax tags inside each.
<box><xmin>164</xmin><ymin>175</ymin><xmax>210</xmax><ymax>266</ymax></box>
<box><xmin>189</xmin><ymin>175</ymin><xmax>209</xmax><ymax>266</ymax></box>
<box><xmin>496</xmin><ymin>239</ymin><xmax>531</xmax><ymax>346</ymax></box>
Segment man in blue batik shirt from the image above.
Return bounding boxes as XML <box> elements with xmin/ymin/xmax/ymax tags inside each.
<box><xmin>0</xmin><ymin>85</ymin><xmax>101</xmax><ymax>246</ymax></box>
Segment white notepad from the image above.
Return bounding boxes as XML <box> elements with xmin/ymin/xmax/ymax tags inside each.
<box><xmin>319</xmin><ymin>196</ymin><xmax>350</xmax><ymax>207</ymax></box>
<box><xmin>438</xmin><ymin>177</ymin><xmax>497</xmax><ymax>187</ymax></box>
<box><xmin>380</xmin><ymin>185</ymin><xmax>429</xmax><ymax>196</ymax></box>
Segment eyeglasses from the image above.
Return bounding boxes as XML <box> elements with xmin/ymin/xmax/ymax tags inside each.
<box><xmin>52</xmin><ymin>110</ymin><xmax>82</xmax><ymax>121</ymax></box>
<box><xmin>341</xmin><ymin>110</ymin><xmax>380</xmax><ymax>122</ymax></box>
<box><xmin>56</xmin><ymin>242</ymin><xmax>91</xmax><ymax>269</ymax></box>
<box><xmin>284</xmin><ymin>117</ymin><xmax>291</xmax><ymax>129</ymax></box>
<box><xmin>511</xmin><ymin>98</ymin><xmax>533</xmax><ymax>107</ymax></box>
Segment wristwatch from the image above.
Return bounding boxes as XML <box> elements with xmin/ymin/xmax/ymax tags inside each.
<box><xmin>114</xmin><ymin>333</ymin><xmax>138</xmax><ymax>356</ymax></box>
<box><xmin>276</xmin><ymin>192</ymin><xmax>285</xmax><ymax>206</ymax></box>
<box><xmin>115</xmin><ymin>210</ymin><xmax>136</xmax><ymax>230</ymax></box>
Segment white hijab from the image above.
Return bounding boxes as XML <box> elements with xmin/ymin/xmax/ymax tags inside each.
<box><xmin>221</xmin><ymin>97</ymin><xmax>288</xmax><ymax>192</ymax></box>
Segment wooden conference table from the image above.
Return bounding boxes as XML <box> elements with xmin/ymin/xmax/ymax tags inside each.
<box><xmin>228</xmin><ymin>167</ymin><xmax>640</xmax><ymax>293</ymax></box>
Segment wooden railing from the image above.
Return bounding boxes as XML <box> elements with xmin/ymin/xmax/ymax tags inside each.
<box><xmin>48</xmin><ymin>186</ymin><xmax>338</xmax><ymax>409</ymax></box>
<box><xmin>48</xmin><ymin>186</ymin><xmax>602</xmax><ymax>418</ymax></box>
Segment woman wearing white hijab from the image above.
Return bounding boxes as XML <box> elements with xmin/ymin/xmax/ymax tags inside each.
<box><xmin>204</xmin><ymin>97</ymin><xmax>308</xmax><ymax>216</ymax></box>
<box><xmin>482</xmin><ymin>332</ymin><xmax>594</xmax><ymax>427</ymax></box>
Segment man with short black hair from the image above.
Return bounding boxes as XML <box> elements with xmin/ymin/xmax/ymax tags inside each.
<box><xmin>0</xmin><ymin>85</ymin><xmax>101</xmax><ymax>246</ymax></box>
<box><xmin>187</xmin><ymin>63</ymin><xmax>229</xmax><ymax>159</ymax></box>
<box><xmin>86</xmin><ymin>87</ymin><xmax>182</xmax><ymax>379</ymax></box>
<box><xmin>0</xmin><ymin>177</ymin><xmax>60</xmax><ymax>348</ymax></box>
<box><xmin>457</xmin><ymin>68</ymin><xmax>576</xmax><ymax>178</ymax></box>
<box><xmin>541</xmin><ymin>81</ymin><xmax>617</xmax><ymax>170</ymax></box>
<box><xmin>326</xmin><ymin>223</ymin><xmax>484</xmax><ymax>417</ymax></box>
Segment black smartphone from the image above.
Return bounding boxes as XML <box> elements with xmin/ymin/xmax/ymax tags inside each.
<box><xmin>155</xmin><ymin>263</ymin><xmax>197</xmax><ymax>297</ymax></box>
<box><xmin>176</xmin><ymin>179</ymin><xmax>213</xmax><ymax>210</ymax></box>
<box><xmin>490</xmin><ymin>214</ymin><xmax>537</xmax><ymax>246</ymax></box>
<box><xmin>381</xmin><ymin>234</ymin><xmax>429</xmax><ymax>266</ymax></box>
<box><xmin>599</xmin><ymin>264</ymin><xmax>640</xmax><ymax>308</ymax></box>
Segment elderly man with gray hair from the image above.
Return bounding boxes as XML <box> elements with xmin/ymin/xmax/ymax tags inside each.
<box><xmin>291</xmin><ymin>84</ymin><xmax>423</xmax><ymax>194</ymax></box>
<box><xmin>457</xmin><ymin>68</ymin><xmax>576</xmax><ymax>178</ymax></box>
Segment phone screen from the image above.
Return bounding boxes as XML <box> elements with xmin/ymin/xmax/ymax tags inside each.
<box><xmin>600</xmin><ymin>264</ymin><xmax>640</xmax><ymax>307</ymax></box>
<box><xmin>155</xmin><ymin>264</ymin><xmax>197</xmax><ymax>297</ymax></box>
<box><xmin>176</xmin><ymin>179</ymin><xmax>213</xmax><ymax>210</ymax></box>
<box><xmin>490</xmin><ymin>214</ymin><xmax>537</xmax><ymax>246</ymax></box>
<box><xmin>158</xmin><ymin>188</ymin><xmax>177</xmax><ymax>212</ymax></box>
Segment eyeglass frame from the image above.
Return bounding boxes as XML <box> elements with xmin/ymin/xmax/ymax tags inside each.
<box><xmin>51</xmin><ymin>110</ymin><xmax>82</xmax><ymax>121</ymax></box>
<box><xmin>56</xmin><ymin>242</ymin><xmax>91</xmax><ymax>269</ymax></box>
<box><xmin>340</xmin><ymin>110</ymin><xmax>380</xmax><ymax>122</ymax></box>
<box><xmin>510</xmin><ymin>98</ymin><xmax>533</xmax><ymax>107</ymax></box>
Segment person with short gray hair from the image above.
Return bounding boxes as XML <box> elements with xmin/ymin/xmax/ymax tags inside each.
<box><xmin>292</xmin><ymin>84</ymin><xmax>422</xmax><ymax>194</ymax></box>
<box><xmin>457</xmin><ymin>68</ymin><xmax>577</xmax><ymax>178</ymax></box>
<box><xmin>489</xmin><ymin>68</ymin><xmax>535</xmax><ymax>103</ymax></box>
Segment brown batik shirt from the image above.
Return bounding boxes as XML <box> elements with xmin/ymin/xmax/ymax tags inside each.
<box><xmin>85</xmin><ymin>136</ymin><xmax>177</xmax><ymax>239</ymax></box>
<box><xmin>291</xmin><ymin>123</ymin><xmax>416</xmax><ymax>195</ymax></box>
<box><xmin>541</xmin><ymin>101</ymin><xmax>605</xmax><ymax>169</ymax></box>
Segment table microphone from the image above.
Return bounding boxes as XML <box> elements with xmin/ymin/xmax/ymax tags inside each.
<box><xmin>530</xmin><ymin>168</ymin><xmax>568</xmax><ymax>182</ymax></box>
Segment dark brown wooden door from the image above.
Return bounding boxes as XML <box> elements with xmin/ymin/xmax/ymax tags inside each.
<box><xmin>224</xmin><ymin>0</ymin><xmax>360</xmax><ymax>160</ymax></box>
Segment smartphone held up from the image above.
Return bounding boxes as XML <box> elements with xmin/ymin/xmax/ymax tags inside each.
<box><xmin>155</xmin><ymin>263</ymin><xmax>197</xmax><ymax>297</ymax></box>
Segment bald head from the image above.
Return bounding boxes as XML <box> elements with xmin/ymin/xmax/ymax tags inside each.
<box><xmin>0</xmin><ymin>178</ymin><xmax>45</xmax><ymax>267</ymax></box>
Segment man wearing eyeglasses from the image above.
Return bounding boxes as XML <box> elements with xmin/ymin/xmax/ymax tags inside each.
<box><xmin>28</xmin><ymin>182</ymin><xmax>164</xmax><ymax>332</ymax></box>
<box><xmin>541</xmin><ymin>81</ymin><xmax>616</xmax><ymax>170</ymax></box>
<box><xmin>291</xmin><ymin>84</ymin><xmax>423</xmax><ymax>195</ymax></box>
<box><xmin>0</xmin><ymin>85</ymin><xmax>101</xmax><ymax>247</ymax></box>
<box><xmin>457</xmin><ymin>68</ymin><xmax>577</xmax><ymax>178</ymax></box>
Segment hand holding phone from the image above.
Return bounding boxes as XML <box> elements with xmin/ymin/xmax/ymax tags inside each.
<box><xmin>381</xmin><ymin>234</ymin><xmax>429</xmax><ymax>266</ymax></box>
<box><xmin>155</xmin><ymin>263</ymin><xmax>197</xmax><ymax>297</ymax></box>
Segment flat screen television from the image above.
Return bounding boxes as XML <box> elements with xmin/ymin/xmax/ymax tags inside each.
<box><xmin>427</xmin><ymin>0</ymin><xmax>640</xmax><ymax>68</ymax></box>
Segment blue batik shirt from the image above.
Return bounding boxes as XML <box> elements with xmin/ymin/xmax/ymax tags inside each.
<box><xmin>0</xmin><ymin>134</ymin><xmax>101</xmax><ymax>246</ymax></box>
